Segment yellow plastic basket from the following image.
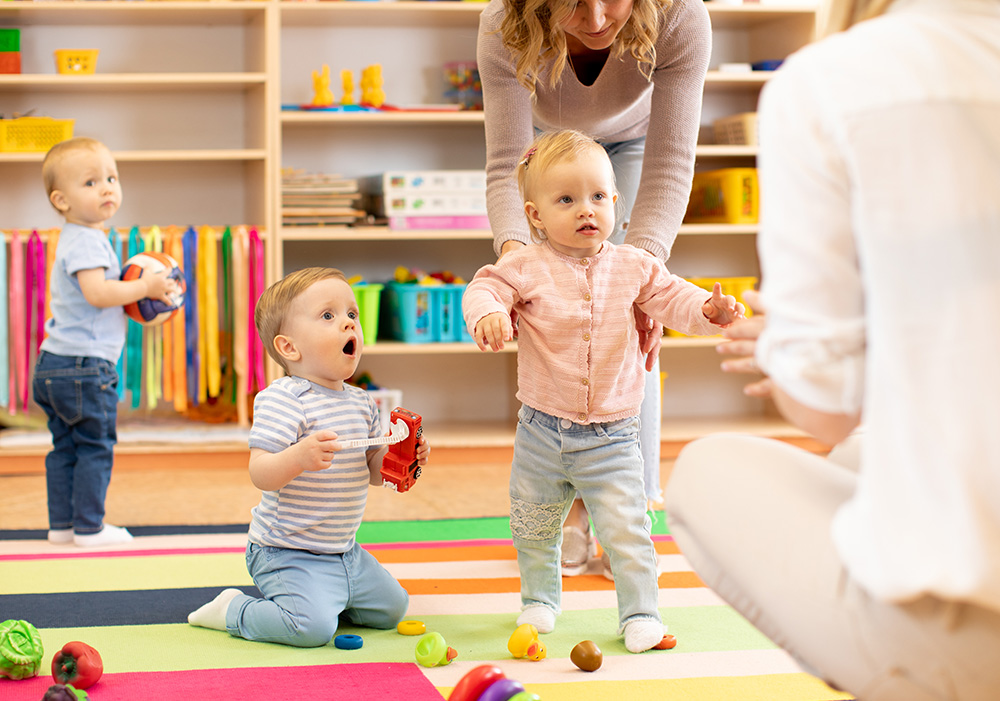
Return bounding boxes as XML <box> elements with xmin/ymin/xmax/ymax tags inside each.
<box><xmin>666</xmin><ymin>275</ymin><xmax>759</xmax><ymax>337</ymax></box>
<box><xmin>685</xmin><ymin>167</ymin><xmax>759</xmax><ymax>225</ymax></box>
<box><xmin>0</xmin><ymin>117</ymin><xmax>75</xmax><ymax>153</ymax></box>
<box><xmin>54</xmin><ymin>49</ymin><xmax>99</xmax><ymax>75</ymax></box>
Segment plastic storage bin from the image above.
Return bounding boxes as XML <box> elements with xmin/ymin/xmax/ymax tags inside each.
<box><xmin>367</xmin><ymin>388</ymin><xmax>403</xmax><ymax>435</ymax></box>
<box><xmin>0</xmin><ymin>52</ymin><xmax>20</xmax><ymax>75</ymax></box>
<box><xmin>0</xmin><ymin>117</ymin><xmax>74</xmax><ymax>153</ymax></box>
<box><xmin>666</xmin><ymin>275</ymin><xmax>758</xmax><ymax>337</ymax></box>
<box><xmin>352</xmin><ymin>282</ymin><xmax>383</xmax><ymax>346</ymax></box>
<box><xmin>713</xmin><ymin>112</ymin><xmax>757</xmax><ymax>146</ymax></box>
<box><xmin>0</xmin><ymin>29</ymin><xmax>19</xmax><ymax>53</ymax></box>
<box><xmin>54</xmin><ymin>49</ymin><xmax>99</xmax><ymax>75</ymax></box>
<box><xmin>684</xmin><ymin>168</ymin><xmax>759</xmax><ymax>224</ymax></box>
<box><xmin>383</xmin><ymin>282</ymin><xmax>471</xmax><ymax>343</ymax></box>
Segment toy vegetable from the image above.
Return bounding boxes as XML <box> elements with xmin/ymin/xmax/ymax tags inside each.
<box><xmin>43</xmin><ymin>684</ymin><xmax>90</xmax><ymax>701</ymax></box>
<box><xmin>0</xmin><ymin>619</ymin><xmax>44</xmax><ymax>680</ymax></box>
<box><xmin>51</xmin><ymin>641</ymin><xmax>103</xmax><ymax>689</ymax></box>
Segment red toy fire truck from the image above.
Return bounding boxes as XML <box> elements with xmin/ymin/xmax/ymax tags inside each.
<box><xmin>380</xmin><ymin>407</ymin><xmax>423</xmax><ymax>493</ymax></box>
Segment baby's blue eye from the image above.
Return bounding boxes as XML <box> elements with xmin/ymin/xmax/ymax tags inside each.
<box><xmin>322</xmin><ymin>312</ymin><xmax>334</xmax><ymax>320</ymax></box>
<box><xmin>594</xmin><ymin>193</ymin><xmax>606</xmax><ymax>201</ymax></box>
<box><xmin>348</xmin><ymin>310</ymin><xmax>358</xmax><ymax>320</ymax></box>
<box><xmin>559</xmin><ymin>196</ymin><xmax>572</xmax><ymax>204</ymax></box>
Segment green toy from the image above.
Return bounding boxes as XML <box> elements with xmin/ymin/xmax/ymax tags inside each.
<box><xmin>0</xmin><ymin>619</ymin><xmax>44</xmax><ymax>679</ymax></box>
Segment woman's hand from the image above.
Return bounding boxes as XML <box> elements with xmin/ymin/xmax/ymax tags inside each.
<box><xmin>634</xmin><ymin>307</ymin><xmax>662</xmax><ymax>371</ymax></box>
<box><xmin>717</xmin><ymin>289</ymin><xmax>772</xmax><ymax>398</ymax></box>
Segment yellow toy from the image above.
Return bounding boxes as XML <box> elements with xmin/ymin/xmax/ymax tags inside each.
<box><xmin>507</xmin><ymin>623</ymin><xmax>547</xmax><ymax>661</ymax></box>
<box><xmin>310</xmin><ymin>64</ymin><xmax>335</xmax><ymax>107</ymax></box>
<box><xmin>341</xmin><ymin>69</ymin><xmax>355</xmax><ymax>106</ymax></box>
<box><xmin>360</xmin><ymin>64</ymin><xmax>386</xmax><ymax>108</ymax></box>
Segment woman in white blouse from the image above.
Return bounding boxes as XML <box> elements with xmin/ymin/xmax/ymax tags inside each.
<box><xmin>665</xmin><ymin>0</ymin><xmax>1000</xmax><ymax>698</ymax></box>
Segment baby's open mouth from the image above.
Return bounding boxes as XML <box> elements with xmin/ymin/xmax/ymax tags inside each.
<box><xmin>343</xmin><ymin>339</ymin><xmax>356</xmax><ymax>355</ymax></box>
<box><xmin>577</xmin><ymin>224</ymin><xmax>597</xmax><ymax>232</ymax></box>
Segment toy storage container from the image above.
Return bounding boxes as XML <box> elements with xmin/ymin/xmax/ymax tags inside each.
<box><xmin>383</xmin><ymin>282</ymin><xmax>471</xmax><ymax>343</ymax></box>
<box><xmin>684</xmin><ymin>168</ymin><xmax>759</xmax><ymax>224</ymax></box>
<box><xmin>367</xmin><ymin>388</ymin><xmax>404</xmax><ymax>435</ymax></box>
<box><xmin>0</xmin><ymin>117</ymin><xmax>74</xmax><ymax>153</ymax></box>
<box><xmin>712</xmin><ymin>112</ymin><xmax>757</xmax><ymax>146</ymax></box>
<box><xmin>54</xmin><ymin>49</ymin><xmax>99</xmax><ymax>75</ymax></box>
<box><xmin>666</xmin><ymin>276</ymin><xmax>758</xmax><ymax>337</ymax></box>
<box><xmin>351</xmin><ymin>282</ymin><xmax>383</xmax><ymax>346</ymax></box>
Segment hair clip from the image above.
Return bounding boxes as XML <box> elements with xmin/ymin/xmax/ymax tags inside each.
<box><xmin>519</xmin><ymin>147</ymin><xmax>537</xmax><ymax>168</ymax></box>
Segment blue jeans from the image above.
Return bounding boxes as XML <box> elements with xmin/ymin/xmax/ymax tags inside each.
<box><xmin>32</xmin><ymin>351</ymin><xmax>119</xmax><ymax>535</ymax></box>
<box><xmin>605</xmin><ymin>136</ymin><xmax>661</xmax><ymax>502</ymax></box>
<box><xmin>227</xmin><ymin>541</ymin><xmax>409</xmax><ymax>647</ymax></box>
<box><xmin>509</xmin><ymin>406</ymin><xmax>662</xmax><ymax>632</ymax></box>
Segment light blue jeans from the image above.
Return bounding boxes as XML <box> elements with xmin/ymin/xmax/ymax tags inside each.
<box><xmin>605</xmin><ymin>136</ymin><xmax>661</xmax><ymax>503</ymax></box>
<box><xmin>226</xmin><ymin>540</ymin><xmax>409</xmax><ymax>647</ymax></box>
<box><xmin>509</xmin><ymin>406</ymin><xmax>662</xmax><ymax>632</ymax></box>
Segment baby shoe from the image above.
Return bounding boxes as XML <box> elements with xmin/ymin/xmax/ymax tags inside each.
<box><xmin>75</xmin><ymin>524</ymin><xmax>133</xmax><ymax>548</ymax></box>
<box><xmin>561</xmin><ymin>526</ymin><xmax>597</xmax><ymax>577</ymax></box>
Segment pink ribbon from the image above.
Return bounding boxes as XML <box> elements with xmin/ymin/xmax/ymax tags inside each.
<box><xmin>8</xmin><ymin>231</ymin><xmax>26</xmax><ymax>414</ymax></box>
<box><xmin>247</xmin><ymin>228</ymin><xmax>266</xmax><ymax>393</ymax></box>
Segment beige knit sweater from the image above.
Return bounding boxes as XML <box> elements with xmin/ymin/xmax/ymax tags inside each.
<box><xmin>476</xmin><ymin>0</ymin><xmax>712</xmax><ymax>261</ymax></box>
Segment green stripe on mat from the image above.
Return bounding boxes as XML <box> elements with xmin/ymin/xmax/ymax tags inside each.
<box><xmin>355</xmin><ymin>513</ymin><xmax>669</xmax><ymax>543</ymax></box>
<box><xmin>35</xmin><ymin>608</ymin><xmax>776</xmax><ymax>674</ymax></box>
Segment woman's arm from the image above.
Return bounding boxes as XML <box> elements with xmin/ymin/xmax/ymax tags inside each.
<box><xmin>623</xmin><ymin>0</ymin><xmax>711</xmax><ymax>261</ymax></box>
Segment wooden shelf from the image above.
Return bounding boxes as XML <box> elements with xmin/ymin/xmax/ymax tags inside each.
<box><xmin>280</xmin><ymin>2</ymin><xmax>485</xmax><ymax>28</ymax></box>
<box><xmin>279</xmin><ymin>223</ymin><xmax>757</xmax><ymax>242</ymax></box>
<box><xmin>0</xmin><ymin>73</ymin><xmax>267</xmax><ymax>92</ymax></box>
<box><xmin>706</xmin><ymin>4</ymin><xmax>819</xmax><ymax>29</ymax></box>
<box><xmin>0</xmin><ymin>1</ymin><xmax>267</xmax><ymax>25</ymax></box>
<box><xmin>282</xmin><ymin>110</ymin><xmax>484</xmax><ymax>125</ymax></box>
<box><xmin>0</xmin><ymin>149</ymin><xmax>267</xmax><ymax>164</ymax></box>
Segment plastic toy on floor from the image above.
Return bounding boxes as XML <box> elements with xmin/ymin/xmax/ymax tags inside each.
<box><xmin>507</xmin><ymin>623</ymin><xmax>546</xmax><ymax>661</ymax></box>
<box><xmin>414</xmin><ymin>632</ymin><xmax>457</xmax><ymax>667</ymax></box>
<box><xmin>0</xmin><ymin>619</ymin><xmax>44</xmax><ymax>680</ymax></box>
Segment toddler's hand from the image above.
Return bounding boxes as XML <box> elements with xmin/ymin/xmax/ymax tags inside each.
<box><xmin>414</xmin><ymin>435</ymin><xmax>431</xmax><ymax>468</ymax></box>
<box><xmin>702</xmin><ymin>282</ymin><xmax>745</xmax><ymax>327</ymax></box>
<box><xmin>143</xmin><ymin>269</ymin><xmax>178</xmax><ymax>305</ymax></box>
<box><xmin>295</xmin><ymin>430</ymin><xmax>341</xmax><ymax>472</ymax></box>
<box><xmin>474</xmin><ymin>312</ymin><xmax>513</xmax><ymax>352</ymax></box>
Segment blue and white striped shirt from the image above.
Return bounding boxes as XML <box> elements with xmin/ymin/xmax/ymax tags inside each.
<box><xmin>248</xmin><ymin>376</ymin><xmax>381</xmax><ymax>554</ymax></box>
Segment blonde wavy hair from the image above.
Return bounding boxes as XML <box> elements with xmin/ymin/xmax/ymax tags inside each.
<box><xmin>817</xmin><ymin>0</ymin><xmax>895</xmax><ymax>37</ymax></box>
<box><xmin>498</xmin><ymin>0</ymin><xmax>673</xmax><ymax>96</ymax></box>
<box><xmin>517</xmin><ymin>129</ymin><xmax>618</xmax><ymax>241</ymax></box>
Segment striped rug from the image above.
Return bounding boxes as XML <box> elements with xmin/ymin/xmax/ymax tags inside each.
<box><xmin>0</xmin><ymin>519</ymin><xmax>852</xmax><ymax>700</ymax></box>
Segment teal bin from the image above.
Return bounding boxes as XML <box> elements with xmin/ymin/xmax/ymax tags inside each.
<box><xmin>435</xmin><ymin>283</ymin><xmax>473</xmax><ymax>343</ymax></box>
<box><xmin>384</xmin><ymin>282</ymin><xmax>437</xmax><ymax>343</ymax></box>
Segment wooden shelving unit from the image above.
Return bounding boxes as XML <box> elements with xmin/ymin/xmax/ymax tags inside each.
<box><xmin>0</xmin><ymin>0</ymin><xmax>817</xmax><ymax>451</ymax></box>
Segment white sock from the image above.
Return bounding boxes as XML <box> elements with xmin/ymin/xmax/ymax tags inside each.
<box><xmin>188</xmin><ymin>588</ymin><xmax>242</xmax><ymax>631</ymax></box>
<box><xmin>48</xmin><ymin>529</ymin><xmax>74</xmax><ymax>545</ymax></box>
<box><xmin>74</xmin><ymin>524</ymin><xmax>133</xmax><ymax>548</ymax></box>
<box><xmin>517</xmin><ymin>604</ymin><xmax>556</xmax><ymax>634</ymax></box>
<box><xmin>624</xmin><ymin>619</ymin><xmax>668</xmax><ymax>653</ymax></box>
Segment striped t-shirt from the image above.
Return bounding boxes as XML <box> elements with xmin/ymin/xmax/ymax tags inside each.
<box><xmin>247</xmin><ymin>376</ymin><xmax>381</xmax><ymax>554</ymax></box>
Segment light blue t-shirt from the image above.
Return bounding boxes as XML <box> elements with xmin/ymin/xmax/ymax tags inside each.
<box><xmin>40</xmin><ymin>223</ymin><xmax>127</xmax><ymax>363</ymax></box>
<box><xmin>248</xmin><ymin>377</ymin><xmax>382</xmax><ymax>555</ymax></box>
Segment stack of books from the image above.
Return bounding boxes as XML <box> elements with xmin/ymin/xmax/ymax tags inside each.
<box><xmin>281</xmin><ymin>169</ymin><xmax>367</xmax><ymax>227</ymax></box>
<box><xmin>361</xmin><ymin>170</ymin><xmax>489</xmax><ymax>231</ymax></box>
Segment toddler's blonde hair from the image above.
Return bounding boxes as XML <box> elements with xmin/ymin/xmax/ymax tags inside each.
<box><xmin>517</xmin><ymin>129</ymin><xmax>617</xmax><ymax>241</ymax></box>
<box><xmin>817</xmin><ymin>0</ymin><xmax>895</xmax><ymax>37</ymax></box>
<box><xmin>42</xmin><ymin>137</ymin><xmax>112</xmax><ymax>210</ymax></box>
<box><xmin>255</xmin><ymin>267</ymin><xmax>350</xmax><ymax>372</ymax></box>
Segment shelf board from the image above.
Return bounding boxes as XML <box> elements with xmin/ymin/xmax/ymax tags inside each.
<box><xmin>705</xmin><ymin>71</ymin><xmax>772</xmax><ymax>90</ymax></box>
<box><xmin>706</xmin><ymin>4</ymin><xmax>819</xmax><ymax>29</ymax></box>
<box><xmin>362</xmin><ymin>336</ymin><xmax>721</xmax><ymax>356</ymax></box>
<box><xmin>0</xmin><ymin>1</ymin><xmax>267</xmax><ymax>25</ymax></box>
<box><xmin>282</xmin><ymin>109</ymin><xmax>484</xmax><ymax>125</ymax></box>
<box><xmin>279</xmin><ymin>223</ymin><xmax>756</xmax><ymax>241</ymax></box>
<box><xmin>696</xmin><ymin>144</ymin><xmax>757</xmax><ymax>158</ymax></box>
<box><xmin>0</xmin><ymin>73</ymin><xmax>267</xmax><ymax>92</ymax></box>
<box><xmin>0</xmin><ymin>149</ymin><xmax>266</xmax><ymax>164</ymax></box>
<box><xmin>280</xmin><ymin>1</ymin><xmax>486</xmax><ymax>28</ymax></box>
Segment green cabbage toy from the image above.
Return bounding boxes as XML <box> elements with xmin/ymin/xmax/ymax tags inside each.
<box><xmin>0</xmin><ymin>619</ymin><xmax>44</xmax><ymax>680</ymax></box>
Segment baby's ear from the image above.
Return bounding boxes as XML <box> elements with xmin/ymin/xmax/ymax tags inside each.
<box><xmin>524</xmin><ymin>200</ymin><xmax>543</xmax><ymax>230</ymax></box>
<box><xmin>50</xmin><ymin>189</ymin><xmax>69</xmax><ymax>213</ymax></box>
<box><xmin>272</xmin><ymin>334</ymin><xmax>301</xmax><ymax>364</ymax></box>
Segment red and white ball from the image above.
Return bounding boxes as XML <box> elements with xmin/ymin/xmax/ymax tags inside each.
<box><xmin>120</xmin><ymin>251</ymin><xmax>186</xmax><ymax>326</ymax></box>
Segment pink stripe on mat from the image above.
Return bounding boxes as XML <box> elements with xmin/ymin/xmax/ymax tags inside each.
<box><xmin>0</xmin><ymin>547</ymin><xmax>245</xmax><ymax>562</ymax></box>
<box><xmin>9</xmin><ymin>663</ymin><xmax>444</xmax><ymax>701</ymax></box>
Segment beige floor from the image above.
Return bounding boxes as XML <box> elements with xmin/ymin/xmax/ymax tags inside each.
<box><xmin>0</xmin><ymin>446</ymin><xmax>678</xmax><ymax>530</ymax></box>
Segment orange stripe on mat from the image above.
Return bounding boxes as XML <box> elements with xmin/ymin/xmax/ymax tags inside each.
<box><xmin>373</xmin><ymin>540</ymin><xmax>680</xmax><ymax>564</ymax></box>
<box><xmin>400</xmin><ymin>571</ymin><xmax>704</xmax><ymax>595</ymax></box>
